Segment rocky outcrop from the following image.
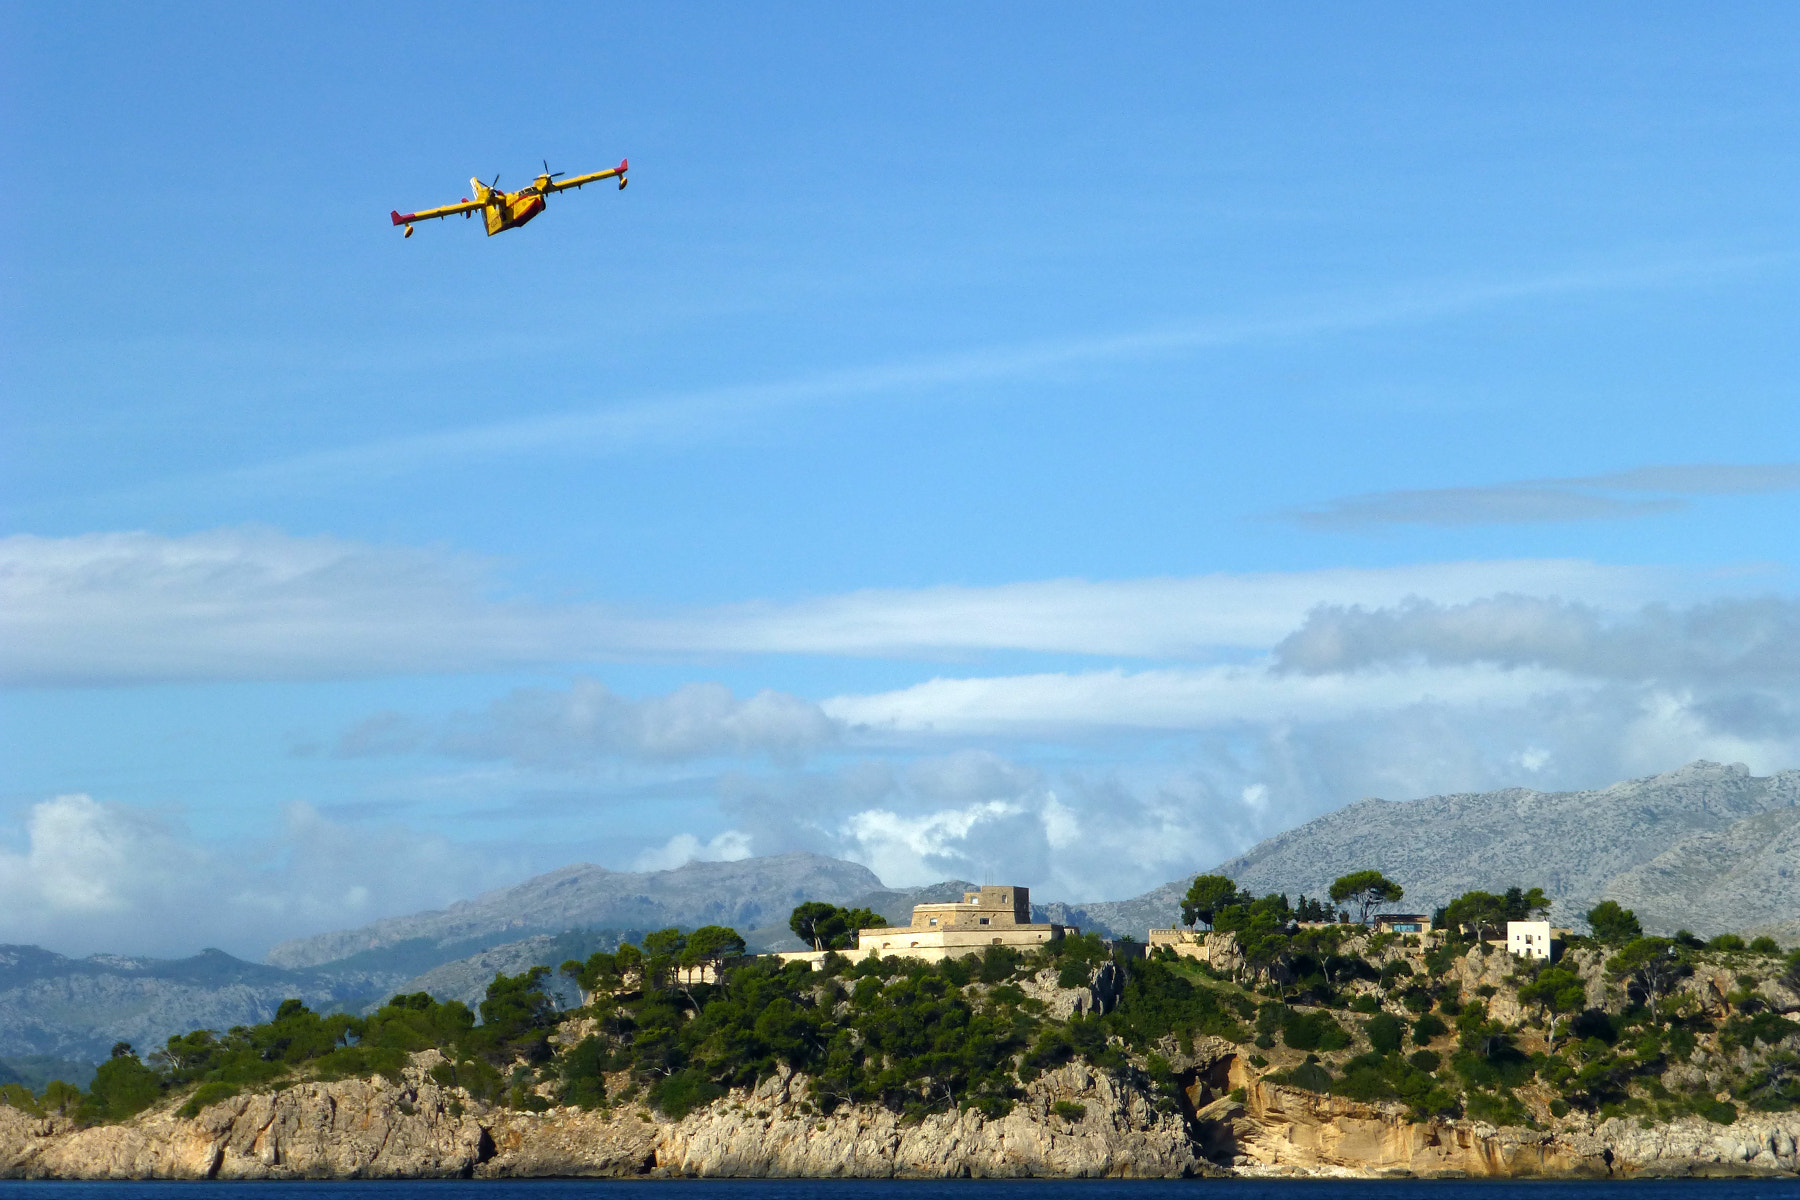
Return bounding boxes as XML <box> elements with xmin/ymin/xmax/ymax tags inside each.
<box><xmin>0</xmin><ymin>1055</ymin><xmax>1204</xmax><ymax>1180</ymax></box>
<box><xmin>1211</xmin><ymin>1078</ymin><xmax>1800</xmax><ymax>1178</ymax></box>
<box><xmin>8</xmin><ymin>1049</ymin><xmax>1798</xmax><ymax>1181</ymax></box>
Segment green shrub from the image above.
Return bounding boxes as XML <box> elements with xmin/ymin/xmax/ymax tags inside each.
<box><xmin>1465</xmin><ymin>1089</ymin><xmax>1530</xmax><ymax>1126</ymax></box>
<box><xmin>1550</xmin><ymin>1098</ymin><xmax>1570</xmax><ymax>1118</ymax></box>
<box><xmin>559</xmin><ymin>1036</ymin><xmax>609</xmax><ymax>1110</ymax></box>
<box><xmin>1050</xmin><ymin>1100</ymin><xmax>1086</xmax><ymax>1121</ymax></box>
<box><xmin>1282</xmin><ymin>1011</ymin><xmax>1349</xmax><ymax>1052</ymax></box>
<box><xmin>1057</xmin><ymin>961</ymin><xmax>1092</xmax><ymax>989</ymax></box>
<box><xmin>0</xmin><ymin>1083</ymin><xmax>44</xmax><ymax>1116</ymax></box>
<box><xmin>1366</xmin><ymin>1013</ymin><xmax>1405</xmax><ymax>1054</ymax></box>
<box><xmin>1275</xmin><ymin>1062</ymin><xmax>1333</xmax><ymax>1093</ymax></box>
<box><xmin>176</xmin><ymin>1080</ymin><xmax>239</xmax><ymax>1118</ymax></box>
<box><xmin>80</xmin><ymin>1054</ymin><xmax>163</xmax><ymax>1122</ymax></box>
<box><xmin>1407</xmin><ymin>1049</ymin><xmax>1441</xmax><ymax>1074</ymax></box>
<box><xmin>1748</xmin><ymin>937</ymin><xmax>1780</xmax><ymax>956</ymax></box>
<box><xmin>1708</xmin><ymin>934</ymin><xmax>1747</xmax><ymax>952</ymax></box>
<box><xmin>1696</xmin><ymin>1098</ymin><xmax>1738</xmax><ymax>1125</ymax></box>
<box><xmin>649</xmin><ymin>1068</ymin><xmax>724</xmax><ymax>1118</ymax></box>
<box><xmin>40</xmin><ymin>1080</ymin><xmax>82</xmax><ymax>1116</ymax></box>
<box><xmin>1412</xmin><ymin>1013</ymin><xmax>1448</xmax><ymax>1044</ymax></box>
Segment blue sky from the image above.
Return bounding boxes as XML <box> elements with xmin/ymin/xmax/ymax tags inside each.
<box><xmin>2</xmin><ymin>4</ymin><xmax>1797</xmax><ymax>958</ymax></box>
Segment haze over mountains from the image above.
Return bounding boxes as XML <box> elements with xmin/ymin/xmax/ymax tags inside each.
<box><xmin>3</xmin><ymin>761</ymin><xmax>1795</xmax><ymax>1072</ymax></box>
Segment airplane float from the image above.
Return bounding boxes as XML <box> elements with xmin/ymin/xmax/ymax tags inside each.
<box><xmin>390</xmin><ymin>158</ymin><xmax>628</xmax><ymax>238</ymax></box>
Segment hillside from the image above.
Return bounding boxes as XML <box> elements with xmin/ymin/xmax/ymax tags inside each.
<box><xmin>1078</xmin><ymin>761</ymin><xmax>1800</xmax><ymax>937</ymax></box>
<box><xmin>267</xmin><ymin>851</ymin><xmax>884</xmax><ymax>970</ymax></box>
<box><xmin>0</xmin><ymin>946</ymin><xmax>393</xmax><ymax>1064</ymax></box>
<box><xmin>6</xmin><ymin>920</ymin><xmax>1799</xmax><ymax>1179</ymax></box>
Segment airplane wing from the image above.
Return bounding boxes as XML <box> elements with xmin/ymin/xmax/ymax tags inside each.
<box><xmin>542</xmin><ymin>159</ymin><xmax>629</xmax><ymax>194</ymax></box>
<box><xmin>390</xmin><ymin>198</ymin><xmax>484</xmax><ymax>226</ymax></box>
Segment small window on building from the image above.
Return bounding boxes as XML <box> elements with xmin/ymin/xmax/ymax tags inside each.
<box><xmin>979</xmin><ymin>917</ymin><xmax>990</xmax><ymax>925</ymax></box>
<box><xmin>993</xmin><ymin>938</ymin><xmax>1002</xmax><ymax>945</ymax></box>
<box><xmin>928</xmin><ymin>917</ymin><xmax>938</xmax><ymax>926</ymax></box>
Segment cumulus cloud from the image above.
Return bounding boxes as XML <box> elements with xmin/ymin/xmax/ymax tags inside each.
<box><xmin>715</xmin><ymin>750</ymin><xmax>1240</xmax><ymax>903</ymax></box>
<box><xmin>1287</xmin><ymin>462</ymin><xmax>1800</xmax><ymax>528</ymax></box>
<box><xmin>3</xmin><ymin>527</ymin><xmax>1683</xmax><ymax>684</ymax></box>
<box><xmin>631</xmin><ymin>829</ymin><xmax>754</xmax><ymax>873</ymax></box>
<box><xmin>0</xmin><ymin>794</ymin><xmax>521</xmax><ymax>959</ymax></box>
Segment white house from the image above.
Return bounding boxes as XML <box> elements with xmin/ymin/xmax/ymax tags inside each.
<box><xmin>1507</xmin><ymin>919</ymin><xmax>1553</xmax><ymax>960</ymax></box>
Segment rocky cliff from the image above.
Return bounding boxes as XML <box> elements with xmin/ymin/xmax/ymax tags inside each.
<box><xmin>5</xmin><ymin>1047</ymin><xmax>1796</xmax><ymax>1180</ymax></box>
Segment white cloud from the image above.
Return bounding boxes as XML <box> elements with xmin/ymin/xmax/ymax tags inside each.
<box><xmin>632</xmin><ymin>562</ymin><xmax>1671</xmax><ymax>660</ymax></box>
<box><xmin>823</xmin><ymin>661</ymin><xmax>1584</xmax><ymax>733</ymax></box>
<box><xmin>0</xmin><ymin>795</ymin><xmax>204</xmax><ymax>917</ymax></box>
<box><xmin>631</xmin><ymin>829</ymin><xmax>754</xmax><ymax>873</ymax></box>
<box><xmin>4</xmin><ymin>526</ymin><xmax>1693</xmax><ymax>684</ymax></box>
<box><xmin>0</xmin><ymin>794</ymin><xmax>521</xmax><ymax>959</ymax></box>
<box><xmin>0</xmin><ymin>527</ymin><xmax>574</xmax><ymax>685</ymax></box>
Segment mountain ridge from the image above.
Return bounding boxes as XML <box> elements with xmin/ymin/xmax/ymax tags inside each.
<box><xmin>1074</xmin><ymin>760</ymin><xmax>1800</xmax><ymax>937</ymax></box>
<box><xmin>6</xmin><ymin>760</ymin><xmax>1797</xmax><ymax>1068</ymax></box>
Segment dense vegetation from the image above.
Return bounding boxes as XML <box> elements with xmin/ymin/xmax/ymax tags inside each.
<box><xmin>3</xmin><ymin>883</ymin><xmax>1796</xmax><ymax>1135</ymax></box>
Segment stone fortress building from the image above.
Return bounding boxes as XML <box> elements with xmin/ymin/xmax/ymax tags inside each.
<box><xmin>778</xmin><ymin>885</ymin><xmax>1075</xmax><ymax>969</ymax></box>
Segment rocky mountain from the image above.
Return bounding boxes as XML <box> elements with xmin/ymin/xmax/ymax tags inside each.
<box><xmin>378</xmin><ymin>930</ymin><xmax>632</xmax><ymax>1013</ymax></box>
<box><xmin>267</xmin><ymin>852</ymin><xmax>883</xmax><ymax>970</ymax></box>
<box><xmin>1606</xmin><ymin>805</ymin><xmax>1800</xmax><ymax>945</ymax></box>
<box><xmin>7</xmin><ymin>760</ymin><xmax>1793</xmax><ymax>1069</ymax></box>
<box><xmin>0</xmin><ymin>946</ymin><xmax>394</xmax><ymax>1065</ymax></box>
<box><xmin>1078</xmin><ymin>761</ymin><xmax>1800</xmax><ymax>938</ymax></box>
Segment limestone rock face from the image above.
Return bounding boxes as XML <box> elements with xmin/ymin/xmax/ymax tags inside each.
<box><xmin>0</xmin><ymin>1071</ymin><xmax>492</xmax><ymax>1180</ymax></box>
<box><xmin>1218</xmin><ymin>1079</ymin><xmax>1800</xmax><ymax>1179</ymax></box>
<box><xmin>5</xmin><ymin>1056</ymin><xmax>1799</xmax><ymax>1180</ymax></box>
<box><xmin>0</xmin><ymin>1058</ymin><xmax>1203</xmax><ymax>1181</ymax></box>
<box><xmin>648</xmin><ymin>1062</ymin><xmax>1198</xmax><ymax>1179</ymax></box>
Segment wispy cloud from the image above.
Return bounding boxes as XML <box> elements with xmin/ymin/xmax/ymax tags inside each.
<box><xmin>1287</xmin><ymin>462</ymin><xmax>1800</xmax><ymax>529</ymax></box>
<box><xmin>2</xmin><ymin>527</ymin><xmax>1683</xmax><ymax>684</ymax></box>
<box><xmin>151</xmin><ymin>255</ymin><xmax>1775</xmax><ymax>496</ymax></box>
<box><xmin>337</xmin><ymin>678</ymin><xmax>839</xmax><ymax>766</ymax></box>
<box><xmin>822</xmin><ymin>662</ymin><xmax>1583</xmax><ymax>735</ymax></box>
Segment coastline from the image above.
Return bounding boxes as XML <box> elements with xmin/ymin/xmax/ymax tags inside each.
<box><xmin>5</xmin><ymin>1049</ymin><xmax>1796</xmax><ymax>1181</ymax></box>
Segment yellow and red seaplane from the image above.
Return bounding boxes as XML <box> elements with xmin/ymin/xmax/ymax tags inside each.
<box><xmin>390</xmin><ymin>158</ymin><xmax>628</xmax><ymax>238</ymax></box>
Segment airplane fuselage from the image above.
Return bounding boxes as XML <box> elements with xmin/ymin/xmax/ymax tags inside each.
<box><xmin>479</xmin><ymin>185</ymin><xmax>546</xmax><ymax>236</ymax></box>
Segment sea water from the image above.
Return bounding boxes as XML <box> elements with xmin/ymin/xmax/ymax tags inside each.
<box><xmin>0</xmin><ymin>1182</ymin><xmax>1796</xmax><ymax>1200</ymax></box>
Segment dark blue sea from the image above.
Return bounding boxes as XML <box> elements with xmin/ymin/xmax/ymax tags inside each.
<box><xmin>1</xmin><ymin>1183</ymin><xmax>1796</xmax><ymax>1200</ymax></box>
